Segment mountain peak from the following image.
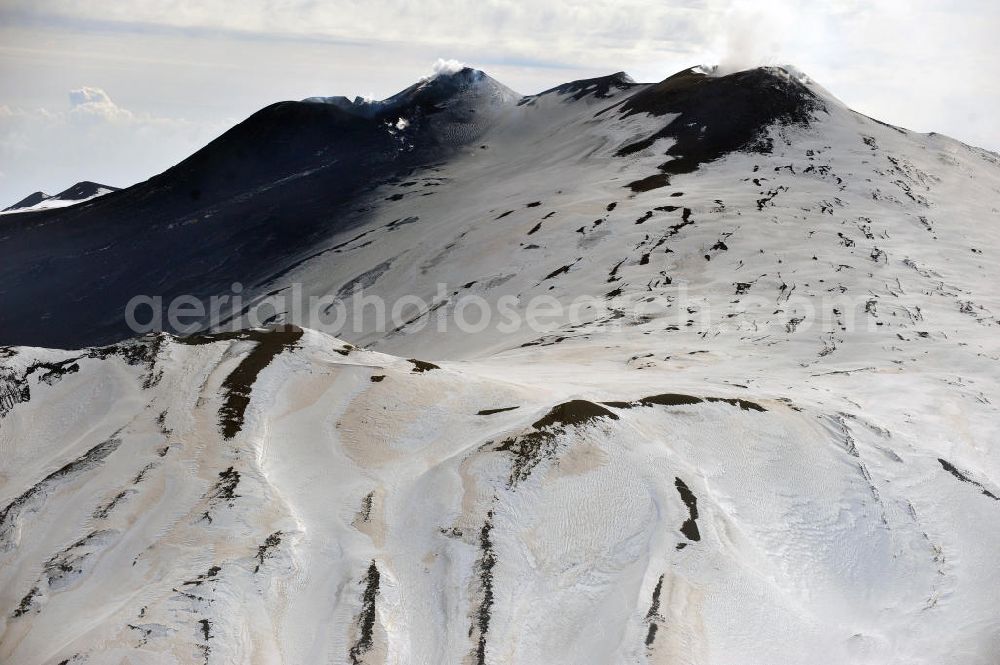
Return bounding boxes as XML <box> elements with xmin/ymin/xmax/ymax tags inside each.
<box><xmin>54</xmin><ymin>180</ymin><xmax>121</xmax><ymax>201</ymax></box>
<box><xmin>380</xmin><ymin>65</ymin><xmax>518</xmax><ymax>114</ymax></box>
<box><xmin>3</xmin><ymin>191</ymin><xmax>50</xmax><ymax>212</ymax></box>
<box><xmin>527</xmin><ymin>71</ymin><xmax>638</xmax><ymax>103</ymax></box>
<box><xmin>304</xmin><ymin>65</ymin><xmax>518</xmax><ymax>120</ymax></box>
<box><xmin>632</xmin><ymin>65</ymin><xmax>824</xmax><ymax>121</ymax></box>
<box><xmin>611</xmin><ymin>64</ymin><xmax>825</xmax><ymax>191</ymax></box>
<box><xmin>2</xmin><ymin>181</ymin><xmax>118</xmax><ymax>213</ymax></box>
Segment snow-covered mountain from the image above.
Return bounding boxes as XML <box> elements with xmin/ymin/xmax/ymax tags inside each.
<box><xmin>1</xmin><ymin>181</ymin><xmax>120</xmax><ymax>215</ymax></box>
<box><xmin>1</xmin><ymin>65</ymin><xmax>999</xmax><ymax>664</ymax></box>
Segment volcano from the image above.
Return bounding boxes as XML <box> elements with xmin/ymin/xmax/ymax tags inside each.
<box><xmin>1</xmin><ymin>64</ymin><xmax>998</xmax><ymax>665</ymax></box>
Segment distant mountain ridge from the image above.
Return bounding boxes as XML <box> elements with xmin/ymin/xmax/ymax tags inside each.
<box><xmin>2</xmin><ymin>180</ymin><xmax>119</xmax><ymax>214</ymax></box>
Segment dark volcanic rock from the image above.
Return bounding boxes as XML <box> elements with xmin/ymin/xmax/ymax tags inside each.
<box><xmin>3</xmin><ymin>191</ymin><xmax>50</xmax><ymax>212</ymax></box>
<box><xmin>3</xmin><ymin>182</ymin><xmax>119</xmax><ymax>212</ymax></box>
<box><xmin>612</xmin><ymin>67</ymin><xmax>824</xmax><ymax>191</ymax></box>
<box><xmin>524</xmin><ymin>72</ymin><xmax>638</xmax><ymax>104</ymax></box>
<box><xmin>0</xmin><ymin>71</ymin><xmax>514</xmax><ymax>349</ymax></box>
<box><xmin>53</xmin><ymin>181</ymin><xmax>120</xmax><ymax>201</ymax></box>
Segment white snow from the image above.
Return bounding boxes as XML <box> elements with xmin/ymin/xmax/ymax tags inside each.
<box><xmin>2</xmin><ymin>68</ymin><xmax>999</xmax><ymax>664</ymax></box>
<box><xmin>0</xmin><ymin>187</ymin><xmax>115</xmax><ymax>215</ymax></box>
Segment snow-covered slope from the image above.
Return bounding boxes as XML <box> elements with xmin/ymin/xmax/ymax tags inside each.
<box><xmin>2</xmin><ymin>325</ymin><xmax>998</xmax><ymax>664</ymax></box>
<box><xmin>1</xmin><ymin>181</ymin><xmax>119</xmax><ymax>215</ymax></box>
<box><xmin>239</xmin><ymin>67</ymin><xmax>1000</xmax><ymax>363</ymax></box>
<box><xmin>1</xmin><ymin>65</ymin><xmax>999</xmax><ymax>664</ymax></box>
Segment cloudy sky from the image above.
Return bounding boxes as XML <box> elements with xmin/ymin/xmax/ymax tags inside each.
<box><xmin>0</xmin><ymin>0</ymin><xmax>997</xmax><ymax>206</ymax></box>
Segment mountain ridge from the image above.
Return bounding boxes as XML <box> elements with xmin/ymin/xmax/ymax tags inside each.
<box><xmin>2</xmin><ymin>180</ymin><xmax>119</xmax><ymax>214</ymax></box>
<box><xmin>1</xmin><ymin>62</ymin><xmax>999</xmax><ymax>664</ymax></box>
<box><xmin>0</xmin><ymin>64</ymin><xmax>840</xmax><ymax>348</ymax></box>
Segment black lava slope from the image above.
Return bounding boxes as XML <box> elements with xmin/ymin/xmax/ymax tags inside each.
<box><xmin>608</xmin><ymin>67</ymin><xmax>823</xmax><ymax>191</ymax></box>
<box><xmin>0</xmin><ymin>67</ymin><xmax>823</xmax><ymax>349</ymax></box>
<box><xmin>0</xmin><ymin>69</ymin><xmax>512</xmax><ymax>348</ymax></box>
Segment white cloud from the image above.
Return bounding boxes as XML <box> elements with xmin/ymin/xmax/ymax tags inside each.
<box><xmin>67</xmin><ymin>86</ymin><xmax>135</xmax><ymax>122</ymax></box>
<box><xmin>0</xmin><ymin>87</ymin><xmax>225</xmax><ymax>205</ymax></box>
<box><xmin>431</xmin><ymin>58</ymin><xmax>465</xmax><ymax>76</ymax></box>
<box><xmin>711</xmin><ymin>3</ymin><xmax>794</xmax><ymax>74</ymax></box>
<box><xmin>69</xmin><ymin>86</ymin><xmax>112</xmax><ymax>108</ymax></box>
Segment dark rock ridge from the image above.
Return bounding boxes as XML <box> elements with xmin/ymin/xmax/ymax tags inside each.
<box><xmin>520</xmin><ymin>72</ymin><xmax>638</xmax><ymax>105</ymax></box>
<box><xmin>0</xmin><ymin>69</ymin><xmax>514</xmax><ymax>348</ymax></box>
<box><xmin>0</xmin><ymin>65</ymin><xmax>824</xmax><ymax>349</ymax></box>
<box><xmin>2</xmin><ymin>181</ymin><xmax>120</xmax><ymax>212</ymax></box>
<box><xmin>306</xmin><ymin>67</ymin><xmax>515</xmax><ymax>119</ymax></box>
<box><xmin>3</xmin><ymin>191</ymin><xmax>50</xmax><ymax>212</ymax></box>
<box><xmin>608</xmin><ymin>67</ymin><xmax>823</xmax><ymax>191</ymax></box>
<box><xmin>54</xmin><ymin>181</ymin><xmax>120</xmax><ymax>201</ymax></box>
